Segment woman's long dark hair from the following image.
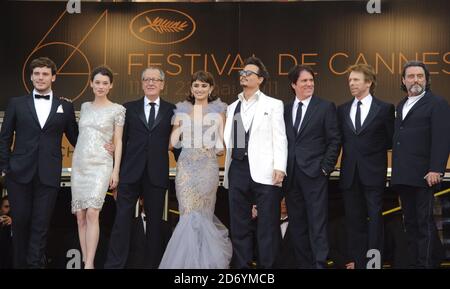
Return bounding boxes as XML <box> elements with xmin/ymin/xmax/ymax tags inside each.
<box><xmin>186</xmin><ymin>70</ymin><xmax>217</xmax><ymax>104</ymax></box>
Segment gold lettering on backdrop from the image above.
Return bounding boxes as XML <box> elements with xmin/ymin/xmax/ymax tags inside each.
<box><xmin>227</xmin><ymin>54</ymin><xmax>245</xmax><ymax>75</ymax></box>
<box><xmin>203</xmin><ymin>54</ymin><xmax>208</xmax><ymax>72</ymax></box>
<box><xmin>375</xmin><ymin>53</ymin><xmax>395</xmax><ymax>74</ymax></box>
<box><xmin>443</xmin><ymin>52</ymin><xmax>450</xmax><ymax>75</ymax></box>
<box><xmin>278</xmin><ymin>54</ymin><xmax>297</xmax><ymax>75</ymax></box>
<box><xmin>125</xmin><ymin>52</ymin><xmax>450</xmax><ymax>78</ymax></box>
<box><xmin>278</xmin><ymin>53</ymin><xmax>318</xmax><ymax>75</ymax></box>
<box><xmin>167</xmin><ymin>54</ymin><xmax>182</xmax><ymax>75</ymax></box>
<box><xmin>128</xmin><ymin>53</ymin><xmax>246</xmax><ymax>76</ymax></box>
<box><xmin>398</xmin><ymin>52</ymin><xmax>419</xmax><ymax>74</ymax></box>
<box><xmin>355</xmin><ymin>53</ymin><xmax>369</xmax><ymax>65</ymax></box>
<box><xmin>147</xmin><ymin>53</ymin><xmax>164</xmax><ymax>68</ymax></box>
<box><xmin>329</xmin><ymin>53</ymin><xmax>349</xmax><ymax>75</ymax></box>
<box><xmin>301</xmin><ymin>53</ymin><xmax>318</xmax><ymax>68</ymax></box>
<box><xmin>23</xmin><ymin>10</ymin><xmax>109</xmax><ymax>102</ymax></box>
<box><xmin>422</xmin><ymin>52</ymin><xmax>440</xmax><ymax>75</ymax></box>
<box><xmin>185</xmin><ymin>54</ymin><xmax>201</xmax><ymax>74</ymax></box>
<box><xmin>128</xmin><ymin>53</ymin><xmax>144</xmax><ymax>75</ymax></box>
<box><xmin>211</xmin><ymin>54</ymin><xmax>231</xmax><ymax>75</ymax></box>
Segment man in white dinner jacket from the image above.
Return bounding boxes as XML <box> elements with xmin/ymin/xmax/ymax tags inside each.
<box><xmin>223</xmin><ymin>56</ymin><xmax>287</xmax><ymax>269</ymax></box>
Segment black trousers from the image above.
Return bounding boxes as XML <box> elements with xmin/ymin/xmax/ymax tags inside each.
<box><xmin>228</xmin><ymin>157</ymin><xmax>282</xmax><ymax>269</ymax></box>
<box><xmin>105</xmin><ymin>169</ymin><xmax>167</xmax><ymax>269</ymax></box>
<box><xmin>343</xmin><ymin>169</ymin><xmax>384</xmax><ymax>269</ymax></box>
<box><xmin>285</xmin><ymin>164</ymin><xmax>329</xmax><ymax>269</ymax></box>
<box><xmin>6</xmin><ymin>174</ymin><xmax>59</xmax><ymax>268</ymax></box>
<box><xmin>396</xmin><ymin>185</ymin><xmax>440</xmax><ymax>268</ymax></box>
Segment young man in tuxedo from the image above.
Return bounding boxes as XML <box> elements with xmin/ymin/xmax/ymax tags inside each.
<box><xmin>337</xmin><ymin>64</ymin><xmax>395</xmax><ymax>268</ymax></box>
<box><xmin>223</xmin><ymin>56</ymin><xmax>287</xmax><ymax>269</ymax></box>
<box><xmin>105</xmin><ymin>67</ymin><xmax>175</xmax><ymax>269</ymax></box>
<box><xmin>0</xmin><ymin>57</ymin><xmax>78</xmax><ymax>268</ymax></box>
<box><xmin>283</xmin><ymin>65</ymin><xmax>341</xmax><ymax>269</ymax></box>
<box><xmin>391</xmin><ymin>61</ymin><xmax>450</xmax><ymax>268</ymax></box>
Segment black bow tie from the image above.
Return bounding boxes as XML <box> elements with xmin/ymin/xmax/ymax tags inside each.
<box><xmin>280</xmin><ymin>218</ymin><xmax>288</xmax><ymax>224</ymax></box>
<box><xmin>35</xmin><ymin>94</ymin><xmax>50</xmax><ymax>100</ymax></box>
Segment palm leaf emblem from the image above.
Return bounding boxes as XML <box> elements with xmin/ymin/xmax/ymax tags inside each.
<box><xmin>139</xmin><ymin>16</ymin><xmax>188</xmax><ymax>34</ymax></box>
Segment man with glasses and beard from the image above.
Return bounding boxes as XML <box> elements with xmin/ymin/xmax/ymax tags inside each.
<box><xmin>391</xmin><ymin>61</ymin><xmax>450</xmax><ymax>268</ymax></box>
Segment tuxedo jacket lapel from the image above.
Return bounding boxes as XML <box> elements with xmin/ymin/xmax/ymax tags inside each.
<box><xmin>26</xmin><ymin>94</ymin><xmax>41</xmax><ymax>129</ymax></box>
<box><xmin>151</xmin><ymin>100</ymin><xmax>169</xmax><ymax>131</ymax></box>
<box><xmin>297</xmin><ymin>96</ymin><xmax>318</xmax><ymax>138</ymax></box>
<box><xmin>42</xmin><ymin>97</ymin><xmax>60</xmax><ymax>130</ymax></box>
<box><xmin>402</xmin><ymin>92</ymin><xmax>431</xmax><ymax>123</ymax></box>
<box><xmin>251</xmin><ymin>96</ymin><xmax>265</xmax><ymax>132</ymax></box>
<box><xmin>358</xmin><ymin>99</ymin><xmax>380</xmax><ymax>135</ymax></box>
<box><xmin>396</xmin><ymin>97</ymin><xmax>407</xmax><ymax>122</ymax></box>
<box><xmin>343</xmin><ymin>101</ymin><xmax>356</xmax><ymax>134</ymax></box>
<box><xmin>285</xmin><ymin>101</ymin><xmax>296</xmax><ymax>137</ymax></box>
<box><xmin>137</xmin><ymin>98</ymin><xmax>150</xmax><ymax>130</ymax></box>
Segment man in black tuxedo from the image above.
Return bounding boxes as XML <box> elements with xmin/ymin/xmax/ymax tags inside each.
<box><xmin>126</xmin><ymin>198</ymin><xmax>172</xmax><ymax>268</ymax></box>
<box><xmin>125</xmin><ymin>198</ymin><xmax>150</xmax><ymax>269</ymax></box>
<box><xmin>337</xmin><ymin>64</ymin><xmax>395</xmax><ymax>269</ymax></box>
<box><xmin>0</xmin><ymin>57</ymin><xmax>78</xmax><ymax>268</ymax></box>
<box><xmin>105</xmin><ymin>67</ymin><xmax>175</xmax><ymax>269</ymax></box>
<box><xmin>283</xmin><ymin>65</ymin><xmax>341</xmax><ymax>268</ymax></box>
<box><xmin>391</xmin><ymin>61</ymin><xmax>450</xmax><ymax>268</ymax></box>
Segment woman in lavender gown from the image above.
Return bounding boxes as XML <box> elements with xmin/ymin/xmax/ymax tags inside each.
<box><xmin>159</xmin><ymin>71</ymin><xmax>232</xmax><ymax>269</ymax></box>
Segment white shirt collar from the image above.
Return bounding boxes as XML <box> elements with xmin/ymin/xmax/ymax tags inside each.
<box><xmin>294</xmin><ymin>95</ymin><xmax>312</xmax><ymax>107</ymax></box>
<box><xmin>33</xmin><ymin>89</ymin><xmax>53</xmax><ymax>101</ymax></box>
<box><xmin>144</xmin><ymin>96</ymin><xmax>160</xmax><ymax>106</ymax></box>
<box><xmin>238</xmin><ymin>90</ymin><xmax>260</xmax><ymax>103</ymax></box>
<box><xmin>353</xmin><ymin>93</ymin><xmax>373</xmax><ymax>107</ymax></box>
<box><xmin>407</xmin><ymin>91</ymin><xmax>426</xmax><ymax>104</ymax></box>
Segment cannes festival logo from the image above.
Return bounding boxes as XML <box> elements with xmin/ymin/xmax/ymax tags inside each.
<box><xmin>130</xmin><ymin>9</ymin><xmax>196</xmax><ymax>45</ymax></box>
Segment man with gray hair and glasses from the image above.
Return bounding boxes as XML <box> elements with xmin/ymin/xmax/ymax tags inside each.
<box><xmin>105</xmin><ymin>67</ymin><xmax>176</xmax><ymax>268</ymax></box>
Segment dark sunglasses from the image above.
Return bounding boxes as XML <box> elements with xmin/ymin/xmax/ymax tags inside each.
<box><xmin>239</xmin><ymin>70</ymin><xmax>261</xmax><ymax>77</ymax></box>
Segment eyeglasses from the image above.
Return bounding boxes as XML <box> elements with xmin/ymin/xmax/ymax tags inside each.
<box><xmin>142</xmin><ymin>78</ymin><xmax>163</xmax><ymax>83</ymax></box>
<box><xmin>239</xmin><ymin>70</ymin><xmax>260</xmax><ymax>77</ymax></box>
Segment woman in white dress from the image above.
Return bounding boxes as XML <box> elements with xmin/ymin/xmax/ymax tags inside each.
<box><xmin>71</xmin><ymin>66</ymin><xmax>125</xmax><ymax>269</ymax></box>
<box><xmin>159</xmin><ymin>71</ymin><xmax>232</xmax><ymax>269</ymax></box>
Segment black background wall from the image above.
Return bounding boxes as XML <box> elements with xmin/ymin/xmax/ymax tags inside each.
<box><xmin>1</xmin><ymin>0</ymin><xmax>449</xmax><ymax>109</ymax></box>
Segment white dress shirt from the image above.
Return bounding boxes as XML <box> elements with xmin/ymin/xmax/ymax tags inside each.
<box><xmin>280</xmin><ymin>217</ymin><xmax>289</xmax><ymax>239</ymax></box>
<box><xmin>350</xmin><ymin>94</ymin><xmax>372</xmax><ymax>129</ymax></box>
<box><xmin>292</xmin><ymin>95</ymin><xmax>312</xmax><ymax>132</ymax></box>
<box><xmin>141</xmin><ymin>212</ymin><xmax>147</xmax><ymax>234</ymax></box>
<box><xmin>402</xmin><ymin>91</ymin><xmax>425</xmax><ymax>120</ymax></box>
<box><xmin>33</xmin><ymin>89</ymin><xmax>53</xmax><ymax>128</ymax></box>
<box><xmin>237</xmin><ymin>90</ymin><xmax>260</xmax><ymax>132</ymax></box>
<box><xmin>144</xmin><ymin>96</ymin><xmax>160</xmax><ymax>121</ymax></box>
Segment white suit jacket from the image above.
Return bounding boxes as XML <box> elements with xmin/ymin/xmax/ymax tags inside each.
<box><xmin>223</xmin><ymin>92</ymin><xmax>287</xmax><ymax>188</ymax></box>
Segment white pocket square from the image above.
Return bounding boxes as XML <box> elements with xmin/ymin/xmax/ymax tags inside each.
<box><xmin>56</xmin><ymin>105</ymin><xmax>64</xmax><ymax>113</ymax></box>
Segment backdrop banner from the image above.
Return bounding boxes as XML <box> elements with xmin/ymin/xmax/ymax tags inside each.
<box><xmin>1</xmin><ymin>0</ymin><xmax>449</xmax><ymax>110</ymax></box>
